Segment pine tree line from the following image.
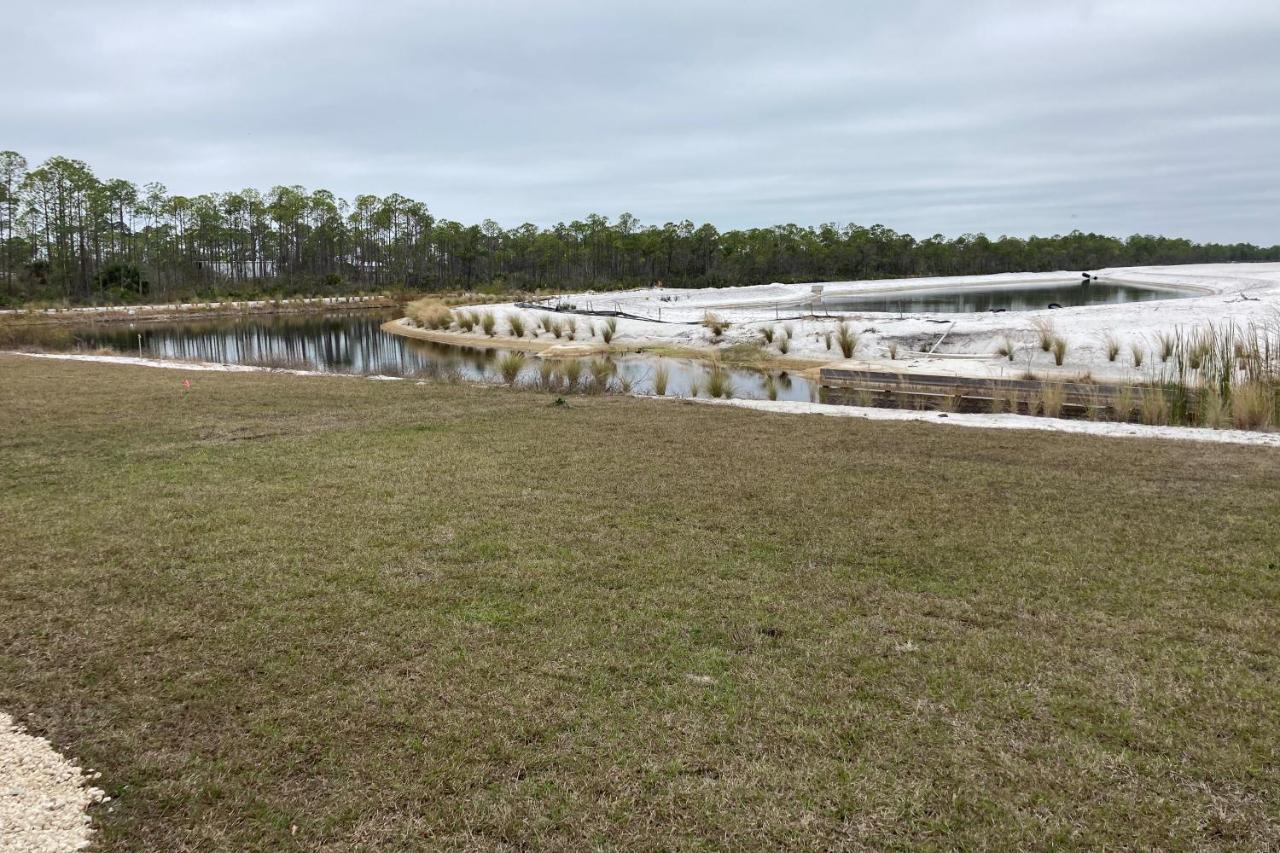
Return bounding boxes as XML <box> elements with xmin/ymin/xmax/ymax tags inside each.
<box><xmin>2</xmin><ymin>150</ymin><xmax>1276</xmax><ymax>305</ymax></box>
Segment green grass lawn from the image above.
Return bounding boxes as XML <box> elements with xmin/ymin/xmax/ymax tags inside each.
<box><xmin>2</xmin><ymin>354</ymin><xmax>1278</xmax><ymax>850</ymax></box>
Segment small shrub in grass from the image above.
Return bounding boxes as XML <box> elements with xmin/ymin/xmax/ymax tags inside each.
<box><xmin>835</xmin><ymin>322</ymin><xmax>859</xmax><ymax>358</ymax></box>
<box><xmin>1039</xmin><ymin>383</ymin><xmax>1066</xmax><ymax>418</ymax></box>
<box><xmin>457</xmin><ymin>311</ymin><xmax>477</xmax><ymax>332</ymax></box>
<box><xmin>995</xmin><ymin>336</ymin><xmax>1016</xmax><ymax>361</ymax></box>
<box><xmin>1051</xmin><ymin>336</ymin><xmax>1068</xmax><ymax>366</ymax></box>
<box><xmin>497</xmin><ymin>351</ymin><xmax>525</xmax><ymax>385</ymax></box>
<box><xmin>480</xmin><ymin>311</ymin><xmax>496</xmax><ymax>336</ymax></box>
<box><xmin>777</xmin><ymin>335</ymin><xmax>790</xmax><ymax>354</ymax></box>
<box><xmin>705</xmin><ymin>366</ymin><xmax>733</xmax><ymax>398</ymax></box>
<box><xmin>1231</xmin><ymin>381</ymin><xmax>1274</xmax><ymax>430</ymax></box>
<box><xmin>703</xmin><ymin>312</ymin><xmax>728</xmax><ymax>339</ymax></box>
<box><xmin>652</xmin><ymin>364</ymin><xmax>669</xmax><ymax>396</ymax></box>
<box><xmin>602</xmin><ymin>317</ymin><xmax>617</xmax><ymax>343</ymax></box>
<box><xmin>1131</xmin><ymin>344</ymin><xmax>1144</xmax><ymax>368</ymax></box>
<box><xmin>761</xmin><ymin>326</ymin><xmax>775</xmax><ymax>344</ymax></box>
<box><xmin>508</xmin><ymin>313</ymin><xmax>526</xmax><ymax>338</ymax></box>
<box><xmin>1104</xmin><ymin>334</ymin><xmax>1120</xmax><ymax>362</ymax></box>
<box><xmin>1033</xmin><ymin>319</ymin><xmax>1055</xmax><ymax>352</ymax></box>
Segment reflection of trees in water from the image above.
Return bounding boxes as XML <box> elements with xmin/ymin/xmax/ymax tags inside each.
<box><xmin>64</xmin><ymin>312</ymin><xmax>817</xmax><ymax>399</ymax></box>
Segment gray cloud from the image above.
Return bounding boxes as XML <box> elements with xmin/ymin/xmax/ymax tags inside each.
<box><xmin>5</xmin><ymin>0</ymin><xmax>1279</xmax><ymax>242</ymax></box>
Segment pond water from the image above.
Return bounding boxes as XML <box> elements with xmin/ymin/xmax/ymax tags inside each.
<box><xmin>62</xmin><ymin>310</ymin><xmax>818</xmax><ymax>402</ymax></box>
<box><xmin>814</xmin><ymin>280</ymin><xmax>1186</xmax><ymax>314</ymax></box>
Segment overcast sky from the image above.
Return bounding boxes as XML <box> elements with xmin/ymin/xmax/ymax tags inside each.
<box><xmin>6</xmin><ymin>0</ymin><xmax>1279</xmax><ymax>243</ymax></box>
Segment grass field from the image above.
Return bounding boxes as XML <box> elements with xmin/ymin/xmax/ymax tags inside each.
<box><xmin>1</xmin><ymin>354</ymin><xmax>1278</xmax><ymax>850</ymax></box>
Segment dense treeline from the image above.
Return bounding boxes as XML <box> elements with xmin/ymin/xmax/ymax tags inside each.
<box><xmin>2</xmin><ymin>150</ymin><xmax>1277</xmax><ymax>306</ymax></box>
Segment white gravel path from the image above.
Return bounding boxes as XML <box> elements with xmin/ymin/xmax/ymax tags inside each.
<box><xmin>0</xmin><ymin>713</ymin><xmax>103</xmax><ymax>853</ymax></box>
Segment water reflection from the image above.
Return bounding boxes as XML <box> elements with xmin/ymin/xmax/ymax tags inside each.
<box><xmin>63</xmin><ymin>310</ymin><xmax>817</xmax><ymax>402</ymax></box>
<box><xmin>816</xmin><ymin>281</ymin><xmax>1185</xmax><ymax>314</ymax></box>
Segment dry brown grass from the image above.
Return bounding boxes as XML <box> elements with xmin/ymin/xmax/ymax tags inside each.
<box><xmin>405</xmin><ymin>298</ymin><xmax>453</xmax><ymax>330</ymax></box>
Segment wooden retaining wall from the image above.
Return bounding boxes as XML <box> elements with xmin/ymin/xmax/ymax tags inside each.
<box><xmin>819</xmin><ymin>364</ymin><xmax>1144</xmax><ymax>416</ymax></box>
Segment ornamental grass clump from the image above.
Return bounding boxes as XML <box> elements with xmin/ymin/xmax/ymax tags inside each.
<box><xmin>588</xmin><ymin>358</ymin><xmax>614</xmax><ymax>393</ymax></box>
<box><xmin>1038</xmin><ymin>383</ymin><xmax>1066</xmax><ymax>418</ymax></box>
<box><xmin>457</xmin><ymin>311</ymin><xmax>477</xmax><ymax>332</ymax></box>
<box><xmin>761</xmin><ymin>326</ymin><xmax>775</xmax><ymax>344</ymax></box>
<box><xmin>1140</xmin><ymin>387</ymin><xmax>1170</xmax><ymax>425</ymax></box>
<box><xmin>1231</xmin><ymin>381</ymin><xmax>1275</xmax><ymax>430</ymax></box>
<box><xmin>1104</xmin><ymin>334</ymin><xmax>1120</xmax><ymax>362</ymax></box>
<box><xmin>705</xmin><ymin>365</ymin><xmax>733</xmax><ymax>399</ymax></box>
<box><xmin>497</xmin><ymin>351</ymin><xmax>525</xmax><ymax>386</ymax></box>
<box><xmin>652</xmin><ymin>364</ymin><xmax>669</xmax><ymax>396</ymax></box>
<box><xmin>1051</xmin><ymin>336</ymin><xmax>1068</xmax><ymax>366</ymax></box>
<box><xmin>537</xmin><ymin>359</ymin><xmax>557</xmax><ymax>392</ymax></box>
<box><xmin>703</xmin><ymin>312</ymin><xmax>728</xmax><ymax>340</ymax></box>
<box><xmin>995</xmin><ymin>336</ymin><xmax>1016</xmax><ymax>361</ymax></box>
<box><xmin>1033</xmin><ymin>319</ymin><xmax>1055</xmax><ymax>352</ymax></box>
<box><xmin>539</xmin><ymin>314</ymin><xmax>556</xmax><ymax>336</ymax></box>
<box><xmin>1131</xmin><ymin>344</ymin><xmax>1144</xmax><ymax>368</ymax></box>
<box><xmin>602</xmin><ymin>317</ymin><xmax>617</xmax><ymax>344</ymax></box>
<box><xmin>561</xmin><ymin>358</ymin><xmax>583</xmax><ymax>392</ymax></box>
<box><xmin>480</xmin><ymin>311</ymin><xmax>496</xmax><ymax>337</ymax></box>
<box><xmin>835</xmin><ymin>322</ymin><xmax>859</xmax><ymax>359</ymax></box>
<box><xmin>406</xmin><ymin>298</ymin><xmax>453</xmax><ymax>330</ymax></box>
<box><xmin>507</xmin><ymin>313</ymin><xmax>526</xmax><ymax>338</ymax></box>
